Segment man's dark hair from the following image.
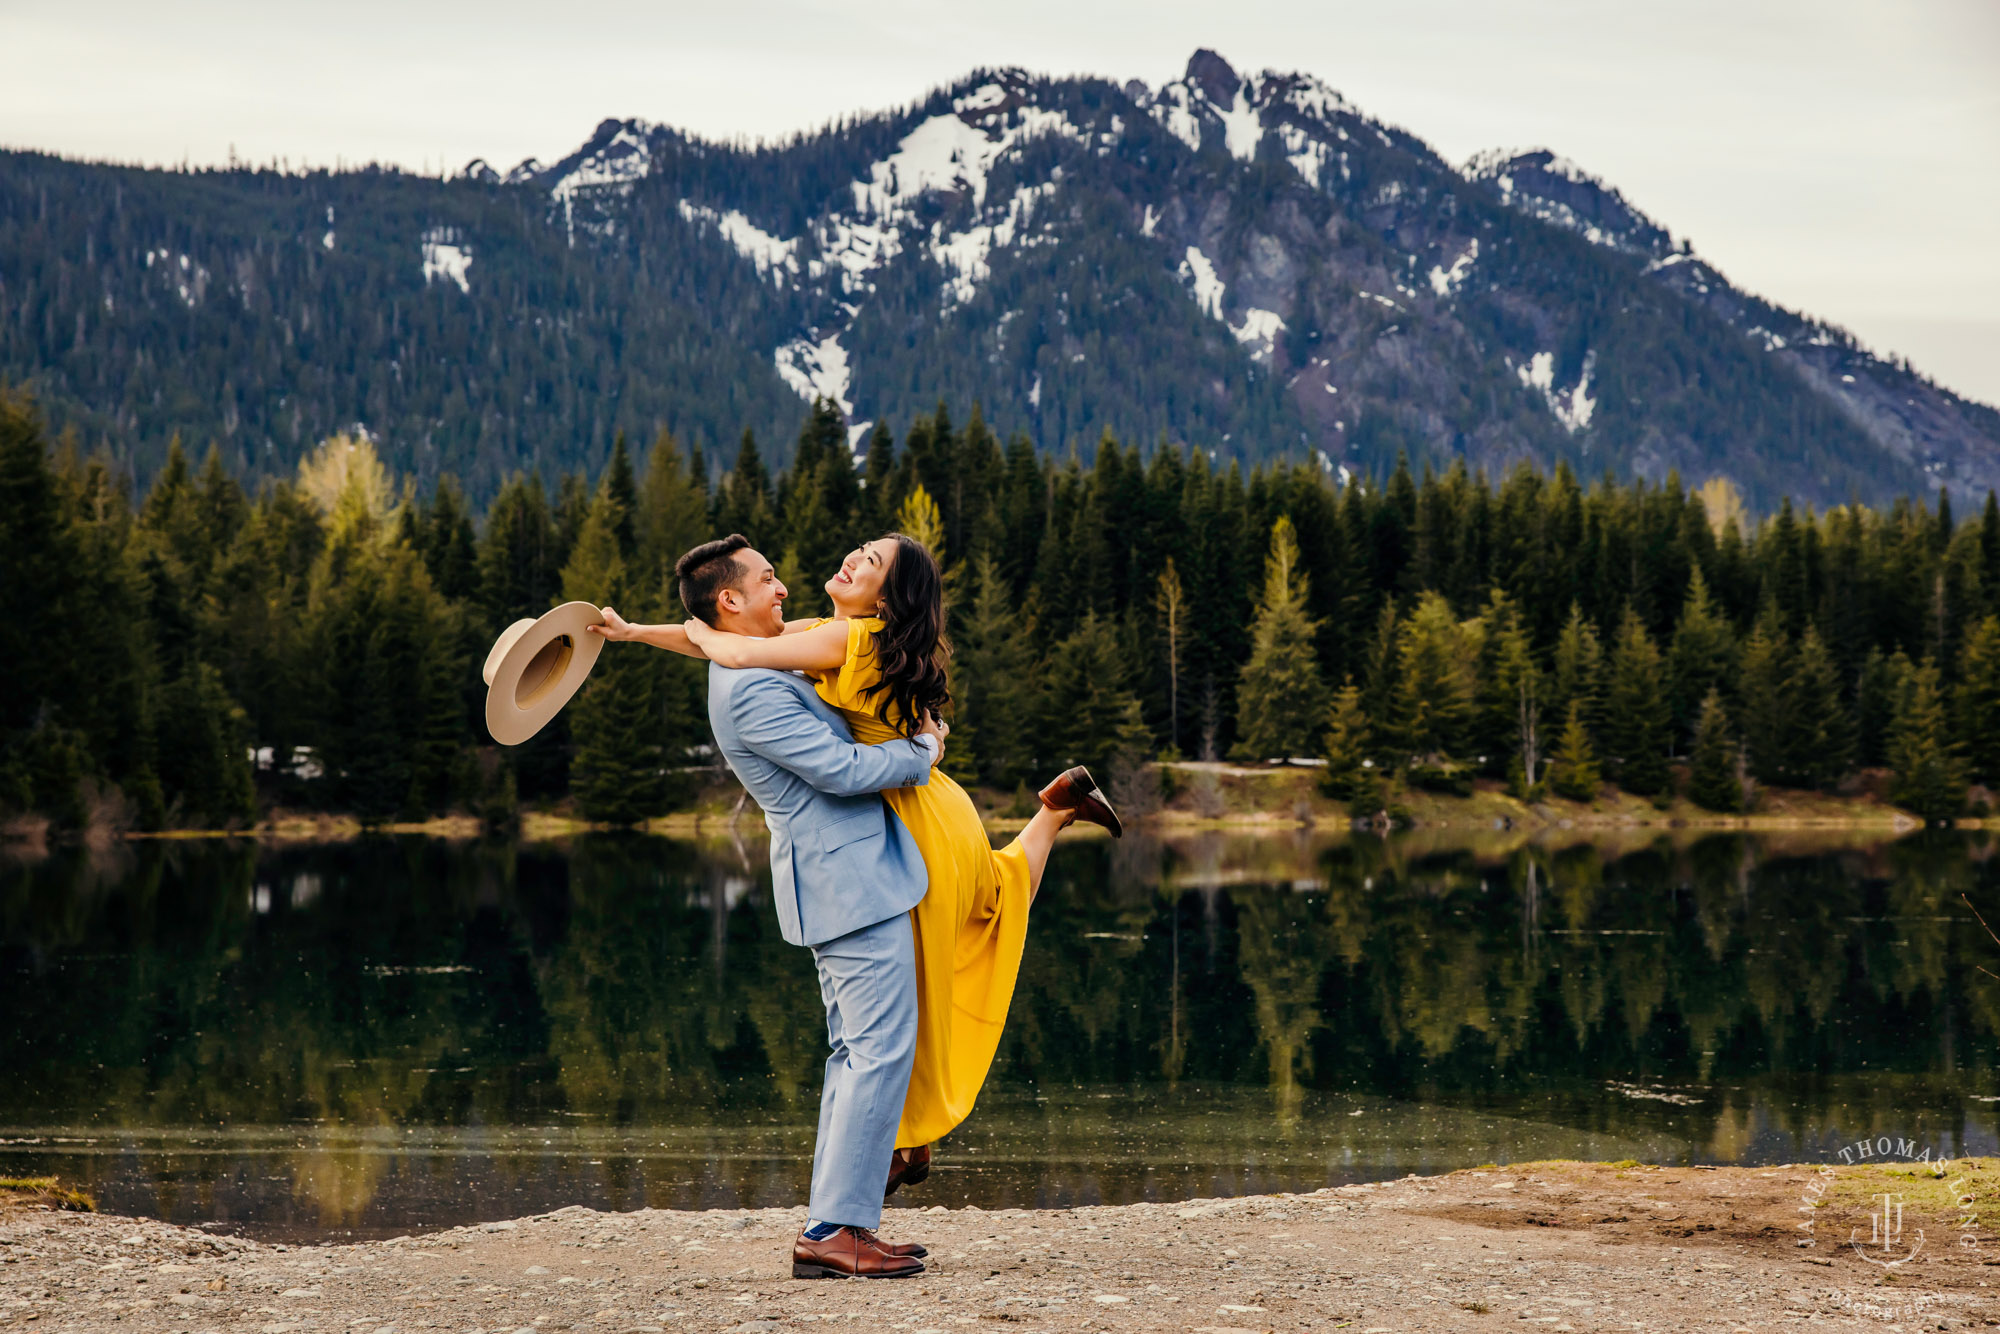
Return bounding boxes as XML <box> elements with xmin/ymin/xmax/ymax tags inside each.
<box><xmin>675</xmin><ymin>534</ymin><xmax>753</xmax><ymax>625</ymax></box>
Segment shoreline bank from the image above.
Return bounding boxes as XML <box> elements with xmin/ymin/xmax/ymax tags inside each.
<box><xmin>6</xmin><ymin>1160</ymin><xmax>1993</xmax><ymax>1331</ymax></box>
<box><xmin>13</xmin><ymin>763</ymin><xmax>1944</xmax><ymax>845</ymax></box>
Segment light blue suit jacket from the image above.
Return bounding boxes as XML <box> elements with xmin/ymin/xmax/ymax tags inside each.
<box><xmin>705</xmin><ymin>663</ymin><xmax>932</xmax><ymax>947</ymax></box>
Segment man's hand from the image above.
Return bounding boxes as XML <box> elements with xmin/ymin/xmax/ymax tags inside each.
<box><xmin>589</xmin><ymin>606</ymin><xmax>636</xmax><ymax>641</ymax></box>
<box><xmin>916</xmin><ymin>712</ymin><xmax>949</xmax><ymax>768</ymax></box>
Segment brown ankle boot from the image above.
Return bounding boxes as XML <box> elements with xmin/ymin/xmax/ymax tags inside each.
<box><xmin>1039</xmin><ymin>766</ymin><xmax>1123</xmax><ymax>838</ymax></box>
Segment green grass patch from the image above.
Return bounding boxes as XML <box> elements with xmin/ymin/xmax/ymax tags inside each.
<box><xmin>0</xmin><ymin>1176</ymin><xmax>95</xmax><ymax>1211</ymax></box>
<box><xmin>1825</xmin><ymin>1156</ymin><xmax>1997</xmax><ymax>1217</ymax></box>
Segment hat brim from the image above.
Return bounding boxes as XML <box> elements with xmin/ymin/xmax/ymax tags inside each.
<box><xmin>483</xmin><ymin>601</ymin><xmax>607</xmax><ymax>746</ymax></box>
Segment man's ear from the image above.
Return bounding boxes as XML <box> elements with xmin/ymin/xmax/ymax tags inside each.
<box><xmin>716</xmin><ymin>584</ymin><xmax>743</xmax><ymax>616</ymax></box>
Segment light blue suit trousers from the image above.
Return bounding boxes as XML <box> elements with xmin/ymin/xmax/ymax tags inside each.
<box><xmin>808</xmin><ymin>912</ymin><xmax>917</xmax><ymax>1229</ymax></box>
<box><xmin>704</xmin><ymin>663</ymin><xmax>933</xmax><ymax>1230</ymax></box>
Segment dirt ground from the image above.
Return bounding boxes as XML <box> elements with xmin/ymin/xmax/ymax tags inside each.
<box><xmin>5</xmin><ymin>1161</ymin><xmax>1999</xmax><ymax>1333</ymax></box>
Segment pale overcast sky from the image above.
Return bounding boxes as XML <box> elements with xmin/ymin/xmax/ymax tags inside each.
<box><xmin>5</xmin><ymin>0</ymin><xmax>1997</xmax><ymax>404</ymax></box>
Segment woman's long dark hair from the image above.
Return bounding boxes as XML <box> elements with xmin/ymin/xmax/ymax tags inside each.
<box><xmin>862</xmin><ymin>532</ymin><xmax>951</xmax><ymax>737</ymax></box>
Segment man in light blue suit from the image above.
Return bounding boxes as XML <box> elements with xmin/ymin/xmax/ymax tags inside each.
<box><xmin>676</xmin><ymin>534</ymin><xmax>940</xmax><ymax>1279</ymax></box>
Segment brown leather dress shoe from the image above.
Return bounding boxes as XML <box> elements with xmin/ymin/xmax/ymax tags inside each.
<box><xmin>792</xmin><ymin>1226</ymin><xmax>925</xmax><ymax>1279</ymax></box>
<box><xmin>1039</xmin><ymin>766</ymin><xmax>1123</xmax><ymax>837</ymax></box>
<box><xmin>884</xmin><ymin>1144</ymin><xmax>932</xmax><ymax>1200</ymax></box>
<box><xmin>859</xmin><ymin>1227</ymin><xmax>927</xmax><ymax>1259</ymax></box>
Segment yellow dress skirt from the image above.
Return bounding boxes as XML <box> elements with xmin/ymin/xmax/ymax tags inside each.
<box><xmin>807</xmin><ymin>616</ymin><xmax>1033</xmax><ymax>1147</ymax></box>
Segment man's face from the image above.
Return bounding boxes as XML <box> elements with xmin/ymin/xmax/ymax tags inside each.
<box><xmin>717</xmin><ymin>548</ymin><xmax>787</xmax><ymax>637</ymax></box>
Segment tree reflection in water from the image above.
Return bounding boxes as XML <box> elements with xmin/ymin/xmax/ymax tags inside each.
<box><xmin>2</xmin><ymin>827</ymin><xmax>1997</xmax><ymax>1236</ymax></box>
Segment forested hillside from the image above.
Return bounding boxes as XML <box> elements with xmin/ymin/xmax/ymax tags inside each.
<box><xmin>4</xmin><ymin>387</ymin><xmax>1995</xmax><ymax>832</ymax></box>
<box><xmin>3</xmin><ymin>51</ymin><xmax>1995</xmax><ymax>508</ymax></box>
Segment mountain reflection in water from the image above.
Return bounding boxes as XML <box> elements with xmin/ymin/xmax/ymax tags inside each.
<box><xmin>3</xmin><ymin>827</ymin><xmax>1997</xmax><ymax>1240</ymax></box>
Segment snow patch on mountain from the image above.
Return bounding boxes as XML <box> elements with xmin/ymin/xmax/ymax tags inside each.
<box><xmin>550</xmin><ymin>121</ymin><xmax>654</xmax><ymax>202</ymax></box>
<box><xmin>1181</xmin><ymin>245</ymin><xmax>1287</xmax><ymax>360</ymax></box>
<box><xmin>1277</xmin><ymin>123</ymin><xmax>1334</xmax><ymax>187</ymax></box>
<box><xmin>932</xmin><ymin>181</ymin><xmax>1060</xmax><ymax>306</ymax></box>
<box><xmin>775</xmin><ymin>334</ymin><xmax>854</xmax><ymax>417</ymax></box>
<box><xmin>1233</xmin><ymin>308</ymin><xmax>1286</xmax><ymax>362</ymax></box>
<box><xmin>420</xmin><ymin>229</ymin><xmax>472</xmax><ymax>293</ymax></box>
<box><xmin>1214</xmin><ymin>87</ymin><xmax>1264</xmax><ymax>161</ymax></box>
<box><xmin>1427</xmin><ymin>239</ymin><xmax>1479</xmax><ymax>298</ymax></box>
<box><xmin>1147</xmin><ymin>82</ymin><xmax>1204</xmax><ymax>153</ymax></box>
<box><xmin>853</xmin><ymin>87</ymin><xmax>1080</xmax><ymax>218</ymax></box>
<box><xmin>1180</xmin><ymin>247</ymin><xmax>1226</xmax><ymax>319</ymax></box>
<box><xmin>1465</xmin><ymin>148</ymin><xmax>1671</xmax><ymax>258</ymax></box>
<box><xmin>678</xmin><ymin>202</ymin><xmax>799</xmax><ymax>284</ymax></box>
<box><xmin>1515</xmin><ymin>349</ymin><xmax>1597</xmax><ymax>432</ymax></box>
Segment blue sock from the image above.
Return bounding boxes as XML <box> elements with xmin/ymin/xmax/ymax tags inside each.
<box><xmin>802</xmin><ymin>1219</ymin><xmax>841</xmax><ymax>1240</ymax></box>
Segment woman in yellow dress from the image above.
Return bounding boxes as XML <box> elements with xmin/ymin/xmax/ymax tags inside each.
<box><xmin>672</xmin><ymin>532</ymin><xmax>1122</xmax><ymax>1194</ymax></box>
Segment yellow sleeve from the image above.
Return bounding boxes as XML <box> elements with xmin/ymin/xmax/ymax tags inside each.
<box><xmin>810</xmin><ymin>617</ymin><xmax>887</xmax><ymax>714</ymax></box>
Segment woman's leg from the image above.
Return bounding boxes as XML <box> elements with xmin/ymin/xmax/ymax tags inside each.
<box><xmin>1003</xmin><ymin>806</ymin><xmax>1068</xmax><ymax>902</ymax></box>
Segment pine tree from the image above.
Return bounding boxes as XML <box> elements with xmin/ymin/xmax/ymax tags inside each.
<box><xmin>1955</xmin><ymin>614</ymin><xmax>2000</xmax><ymax>785</ymax></box>
<box><xmin>1320</xmin><ymin>679</ymin><xmax>1373</xmax><ymax>799</ymax></box>
<box><xmin>563</xmin><ymin>480</ymin><xmax>673</xmax><ymax>825</ymax></box>
<box><xmin>1666</xmin><ymin>567</ymin><xmax>1734</xmax><ymax>744</ymax></box>
<box><xmin>1785</xmin><ymin>625</ymin><xmax>1853</xmax><ymax>789</ymax></box>
<box><xmin>1737</xmin><ymin>607</ymin><xmax>1793</xmax><ymax>785</ymax></box>
<box><xmin>1392</xmin><ymin>590</ymin><xmax>1479</xmax><ymax>760</ymax></box>
<box><xmin>1233</xmin><ymin>515</ymin><xmax>1330</xmax><ymax>761</ymax></box>
<box><xmin>153</xmin><ymin>661</ymin><xmax>256</xmax><ymax>828</ymax></box>
<box><xmin>1042</xmin><ymin>610</ymin><xmax>1149</xmax><ymax>776</ymax></box>
<box><xmin>895</xmin><ymin>482</ymin><xmax>946</xmax><ymax>559</ymax></box>
<box><xmin>1473</xmin><ymin>589</ymin><xmax>1537</xmax><ymax>774</ymax></box>
<box><xmin>1601</xmin><ymin>608</ymin><xmax>1670</xmax><ymax>796</ymax></box>
<box><xmin>1687</xmin><ymin>688</ymin><xmax>1742</xmax><ymax>812</ymax></box>
<box><xmin>1155</xmin><ymin>558</ymin><xmax>1187</xmax><ymax>755</ymax></box>
<box><xmin>1886</xmin><ymin>657</ymin><xmax>1966</xmax><ymax>820</ymax></box>
<box><xmin>1547</xmin><ymin>700</ymin><xmax>1601</xmax><ymax>802</ymax></box>
<box><xmin>1549</xmin><ymin>602</ymin><xmax>1604</xmax><ymax>737</ymax></box>
<box><xmin>477</xmin><ymin>472</ymin><xmax>559</xmax><ymax>622</ymax></box>
<box><xmin>715</xmin><ymin>429</ymin><xmax>772</xmax><ymax>542</ymax></box>
<box><xmin>948</xmin><ymin>555</ymin><xmax>1037</xmax><ymax>787</ymax></box>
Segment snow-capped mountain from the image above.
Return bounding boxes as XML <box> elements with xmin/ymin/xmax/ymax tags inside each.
<box><xmin>3</xmin><ymin>49</ymin><xmax>1994</xmax><ymax>505</ymax></box>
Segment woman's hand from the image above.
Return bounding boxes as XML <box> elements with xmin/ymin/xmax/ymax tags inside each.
<box><xmin>590</xmin><ymin>606</ymin><xmax>636</xmax><ymax>641</ymax></box>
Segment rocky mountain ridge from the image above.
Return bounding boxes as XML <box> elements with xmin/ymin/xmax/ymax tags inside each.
<box><xmin>2</xmin><ymin>49</ymin><xmax>1993</xmax><ymax>506</ymax></box>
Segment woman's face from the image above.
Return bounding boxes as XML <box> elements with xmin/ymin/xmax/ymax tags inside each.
<box><xmin>826</xmin><ymin>538</ymin><xmax>897</xmax><ymax>612</ymax></box>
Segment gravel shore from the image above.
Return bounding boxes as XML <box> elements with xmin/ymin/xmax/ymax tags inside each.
<box><xmin>4</xmin><ymin>1163</ymin><xmax>1996</xmax><ymax>1332</ymax></box>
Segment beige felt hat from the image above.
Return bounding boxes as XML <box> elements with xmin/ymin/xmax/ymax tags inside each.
<box><xmin>482</xmin><ymin>601</ymin><xmax>607</xmax><ymax>745</ymax></box>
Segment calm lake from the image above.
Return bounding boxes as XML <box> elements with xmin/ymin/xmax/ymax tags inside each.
<box><xmin>4</xmin><ymin>827</ymin><xmax>1999</xmax><ymax>1240</ymax></box>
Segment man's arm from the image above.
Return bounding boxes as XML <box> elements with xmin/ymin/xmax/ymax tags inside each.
<box><xmin>731</xmin><ymin>675</ymin><xmax>937</xmax><ymax>796</ymax></box>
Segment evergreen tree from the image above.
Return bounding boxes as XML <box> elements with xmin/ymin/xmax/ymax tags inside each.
<box><xmin>1042</xmin><ymin>610</ymin><xmax>1149</xmax><ymax>775</ymax></box>
<box><xmin>477</xmin><ymin>472</ymin><xmax>559</xmax><ymax>628</ymax></box>
<box><xmin>1886</xmin><ymin>657</ymin><xmax>1967</xmax><ymax>820</ymax></box>
<box><xmin>715</xmin><ymin>429</ymin><xmax>772</xmax><ymax>542</ymax></box>
<box><xmin>563</xmin><ymin>479</ymin><xmax>673</xmax><ymax>825</ymax></box>
<box><xmin>1687</xmin><ymin>688</ymin><xmax>1742</xmax><ymax>812</ymax></box>
<box><xmin>1785</xmin><ymin>625</ymin><xmax>1853</xmax><ymax>789</ymax></box>
<box><xmin>1392</xmin><ymin>590</ymin><xmax>1479</xmax><ymax>760</ymax></box>
<box><xmin>1473</xmin><ymin>589</ymin><xmax>1537</xmax><ymax>775</ymax></box>
<box><xmin>1666</xmin><ymin>567</ymin><xmax>1734</xmax><ymax>744</ymax></box>
<box><xmin>153</xmin><ymin>662</ymin><xmax>256</xmax><ymax>827</ymax></box>
<box><xmin>1547</xmin><ymin>700</ymin><xmax>1602</xmax><ymax>802</ymax></box>
<box><xmin>1954</xmin><ymin>615</ymin><xmax>2000</xmax><ymax>785</ymax></box>
<box><xmin>1233</xmin><ymin>515</ymin><xmax>1329</xmax><ymax>761</ymax></box>
<box><xmin>1601</xmin><ymin>608</ymin><xmax>1671</xmax><ymax>796</ymax></box>
<box><xmin>947</xmin><ymin>555</ymin><xmax>1037</xmax><ymax>787</ymax></box>
<box><xmin>1319</xmin><ymin>679</ymin><xmax>1373</xmax><ymax>800</ymax></box>
<box><xmin>1736</xmin><ymin>606</ymin><xmax>1795</xmax><ymax>785</ymax></box>
<box><xmin>896</xmin><ymin>482</ymin><xmax>946</xmax><ymax>559</ymax></box>
<box><xmin>1155</xmin><ymin>558</ymin><xmax>1187</xmax><ymax>755</ymax></box>
<box><xmin>1549</xmin><ymin>603</ymin><xmax>1604</xmax><ymax>737</ymax></box>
